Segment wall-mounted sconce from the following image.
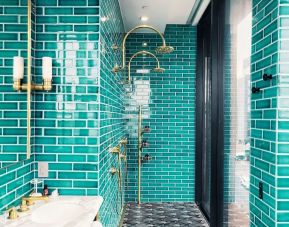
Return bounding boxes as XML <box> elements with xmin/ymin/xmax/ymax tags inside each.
<box><xmin>263</xmin><ymin>74</ymin><xmax>272</xmax><ymax>81</ymax></box>
<box><xmin>13</xmin><ymin>56</ymin><xmax>53</xmax><ymax>92</ymax></box>
<box><xmin>13</xmin><ymin>56</ymin><xmax>24</xmax><ymax>90</ymax></box>
<box><xmin>112</xmin><ymin>25</ymin><xmax>174</xmax><ymax>71</ymax></box>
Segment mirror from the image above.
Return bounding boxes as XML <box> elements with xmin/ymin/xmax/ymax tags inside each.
<box><xmin>0</xmin><ymin>0</ymin><xmax>31</xmax><ymax>168</ymax></box>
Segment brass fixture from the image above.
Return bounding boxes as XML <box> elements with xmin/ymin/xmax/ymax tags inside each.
<box><xmin>22</xmin><ymin>196</ymin><xmax>49</xmax><ymax>206</ymax></box>
<box><xmin>112</xmin><ymin>25</ymin><xmax>174</xmax><ymax>70</ymax></box>
<box><xmin>27</xmin><ymin>0</ymin><xmax>32</xmax><ymax>159</ymax></box>
<box><xmin>7</xmin><ymin>207</ymin><xmax>18</xmax><ymax>220</ymax></box>
<box><xmin>110</xmin><ymin>146</ymin><xmax>121</xmax><ymax>154</ymax></box>
<box><xmin>119</xmin><ymin>153</ymin><xmax>126</xmax><ymax>161</ymax></box>
<box><xmin>119</xmin><ymin>138</ymin><xmax>128</xmax><ymax>145</ymax></box>
<box><xmin>110</xmin><ymin>167</ymin><xmax>118</xmax><ymax>175</ymax></box>
<box><xmin>18</xmin><ymin>199</ymin><xmax>29</xmax><ymax>212</ymax></box>
<box><xmin>137</xmin><ymin>106</ymin><xmax>151</xmax><ymax>205</ymax></box>
<box><xmin>155</xmin><ymin>45</ymin><xmax>175</xmax><ymax>54</ymax></box>
<box><xmin>112</xmin><ymin>44</ymin><xmax>120</xmax><ymax>51</ymax></box>
<box><xmin>13</xmin><ymin>79</ymin><xmax>52</xmax><ymax>92</ymax></box>
<box><xmin>112</xmin><ymin>63</ymin><xmax>122</xmax><ymax>73</ymax></box>
<box><xmin>13</xmin><ymin>56</ymin><xmax>53</xmax><ymax>92</ymax></box>
<box><xmin>138</xmin><ymin>105</ymin><xmax>142</xmax><ymax>205</ymax></box>
<box><xmin>128</xmin><ymin>50</ymin><xmax>165</xmax><ymax>83</ymax></box>
<box><xmin>14</xmin><ymin>0</ymin><xmax>52</xmax><ymax>159</ymax></box>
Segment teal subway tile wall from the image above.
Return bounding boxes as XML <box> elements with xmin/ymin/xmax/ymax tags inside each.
<box><xmin>0</xmin><ymin>160</ymin><xmax>34</xmax><ymax>211</ymax></box>
<box><xmin>0</xmin><ymin>0</ymin><xmax>28</xmax><ymax>168</ymax></box>
<box><xmin>98</xmin><ymin>0</ymin><xmax>126</xmax><ymax>226</ymax></box>
<box><xmin>277</xmin><ymin>1</ymin><xmax>289</xmax><ymax>225</ymax></box>
<box><xmin>33</xmin><ymin>0</ymin><xmax>100</xmax><ymax>196</ymax></box>
<box><xmin>0</xmin><ymin>0</ymin><xmax>34</xmax><ymax>211</ymax></box>
<box><xmin>125</xmin><ymin>25</ymin><xmax>196</xmax><ymax>202</ymax></box>
<box><xmin>250</xmin><ymin>0</ymin><xmax>286</xmax><ymax>226</ymax></box>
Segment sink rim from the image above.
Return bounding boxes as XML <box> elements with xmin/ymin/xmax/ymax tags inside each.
<box><xmin>30</xmin><ymin>200</ymin><xmax>87</xmax><ymax>224</ymax></box>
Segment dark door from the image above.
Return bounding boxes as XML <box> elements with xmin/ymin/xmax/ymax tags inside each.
<box><xmin>195</xmin><ymin>5</ymin><xmax>212</xmax><ymax>220</ymax></box>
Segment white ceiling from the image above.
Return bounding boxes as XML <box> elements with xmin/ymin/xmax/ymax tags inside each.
<box><xmin>118</xmin><ymin>0</ymin><xmax>197</xmax><ymax>33</ymax></box>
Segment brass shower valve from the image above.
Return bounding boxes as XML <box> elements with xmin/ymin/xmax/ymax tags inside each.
<box><xmin>109</xmin><ymin>146</ymin><xmax>121</xmax><ymax>154</ymax></box>
<box><xmin>119</xmin><ymin>138</ymin><xmax>128</xmax><ymax>145</ymax></box>
<box><xmin>110</xmin><ymin>167</ymin><xmax>119</xmax><ymax>175</ymax></box>
<box><xmin>119</xmin><ymin>153</ymin><xmax>127</xmax><ymax>161</ymax></box>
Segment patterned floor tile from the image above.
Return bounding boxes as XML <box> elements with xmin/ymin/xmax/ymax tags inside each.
<box><xmin>122</xmin><ymin>203</ymin><xmax>209</xmax><ymax>227</ymax></box>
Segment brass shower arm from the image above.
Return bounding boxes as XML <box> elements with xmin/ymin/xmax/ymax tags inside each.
<box><xmin>129</xmin><ymin>51</ymin><xmax>160</xmax><ymax>66</ymax></box>
<box><xmin>122</xmin><ymin>25</ymin><xmax>166</xmax><ymax>68</ymax></box>
<box><xmin>128</xmin><ymin>50</ymin><xmax>161</xmax><ymax>83</ymax></box>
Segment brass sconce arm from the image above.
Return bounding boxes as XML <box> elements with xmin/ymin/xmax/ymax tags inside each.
<box><xmin>13</xmin><ymin>79</ymin><xmax>52</xmax><ymax>92</ymax></box>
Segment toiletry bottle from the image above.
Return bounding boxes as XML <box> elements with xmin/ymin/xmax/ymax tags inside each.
<box><xmin>42</xmin><ymin>185</ymin><xmax>49</xmax><ymax>196</ymax></box>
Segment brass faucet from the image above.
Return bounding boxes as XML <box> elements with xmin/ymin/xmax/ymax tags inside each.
<box><xmin>18</xmin><ymin>199</ymin><xmax>29</xmax><ymax>212</ymax></box>
<box><xmin>7</xmin><ymin>207</ymin><xmax>18</xmax><ymax>220</ymax></box>
<box><xmin>22</xmin><ymin>196</ymin><xmax>49</xmax><ymax>206</ymax></box>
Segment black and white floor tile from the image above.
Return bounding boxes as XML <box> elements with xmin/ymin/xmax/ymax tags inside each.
<box><xmin>122</xmin><ymin>202</ymin><xmax>209</xmax><ymax>227</ymax></box>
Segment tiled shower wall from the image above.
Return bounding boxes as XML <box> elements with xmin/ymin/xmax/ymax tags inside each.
<box><xmin>250</xmin><ymin>0</ymin><xmax>289</xmax><ymax>226</ymax></box>
<box><xmin>98</xmin><ymin>0</ymin><xmax>126</xmax><ymax>226</ymax></box>
<box><xmin>125</xmin><ymin>25</ymin><xmax>196</xmax><ymax>202</ymax></box>
<box><xmin>0</xmin><ymin>0</ymin><xmax>34</xmax><ymax>211</ymax></box>
<box><xmin>250</xmin><ymin>0</ymin><xmax>278</xmax><ymax>225</ymax></box>
<box><xmin>276</xmin><ymin>1</ymin><xmax>289</xmax><ymax>225</ymax></box>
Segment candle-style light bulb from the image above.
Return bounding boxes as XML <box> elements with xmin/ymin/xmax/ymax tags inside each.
<box><xmin>42</xmin><ymin>57</ymin><xmax>52</xmax><ymax>80</ymax></box>
<box><xmin>13</xmin><ymin>56</ymin><xmax>24</xmax><ymax>80</ymax></box>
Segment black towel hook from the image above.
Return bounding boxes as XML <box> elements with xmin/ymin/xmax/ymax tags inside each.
<box><xmin>263</xmin><ymin>74</ymin><xmax>272</xmax><ymax>81</ymax></box>
<box><xmin>252</xmin><ymin>87</ymin><xmax>261</xmax><ymax>94</ymax></box>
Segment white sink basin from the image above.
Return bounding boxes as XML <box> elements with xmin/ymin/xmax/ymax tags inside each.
<box><xmin>31</xmin><ymin>201</ymin><xmax>85</xmax><ymax>224</ymax></box>
<box><xmin>4</xmin><ymin>196</ymin><xmax>103</xmax><ymax>227</ymax></box>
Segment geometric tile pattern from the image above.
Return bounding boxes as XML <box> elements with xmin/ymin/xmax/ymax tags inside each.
<box><xmin>123</xmin><ymin>203</ymin><xmax>208</xmax><ymax>227</ymax></box>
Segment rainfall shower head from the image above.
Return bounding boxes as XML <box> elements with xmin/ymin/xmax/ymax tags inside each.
<box><xmin>153</xmin><ymin>67</ymin><xmax>165</xmax><ymax>73</ymax></box>
<box><xmin>155</xmin><ymin>45</ymin><xmax>174</xmax><ymax>54</ymax></box>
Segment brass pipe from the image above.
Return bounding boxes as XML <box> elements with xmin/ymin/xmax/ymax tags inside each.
<box><xmin>128</xmin><ymin>50</ymin><xmax>161</xmax><ymax>83</ymax></box>
<box><xmin>27</xmin><ymin>0</ymin><xmax>32</xmax><ymax>159</ymax></box>
<box><xmin>138</xmin><ymin>105</ymin><xmax>142</xmax><ymax>205</ymax></box>
<box><xmin>13</xmin><ymin>79</ymin><xmax>53</xmax><ymax>91</ymax></box>
<box><xmin>122</xmin><ymin>25</ymin><xmax>166</xmax><ymax>69</ymax></box>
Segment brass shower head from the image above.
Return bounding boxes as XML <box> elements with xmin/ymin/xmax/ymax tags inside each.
<box><xmin>153</xmin><ymin>67</ymin><xmax>165</xmax><ymax>73</ymax></box>
<box><xmin>155</xmin><ymin>45</ymin><xmax>174</xmax><ymax>54</ymax></box>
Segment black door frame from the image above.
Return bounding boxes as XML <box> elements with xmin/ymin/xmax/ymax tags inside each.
<box><xmin>195</xmin><ymin>0</ymin><xmax>225</xmax><ymax>226</ymax></box>
<box><xmin>195</xmin><ymin>4</ymin><xmax>212</xmax><ymax>219</ymax></box>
